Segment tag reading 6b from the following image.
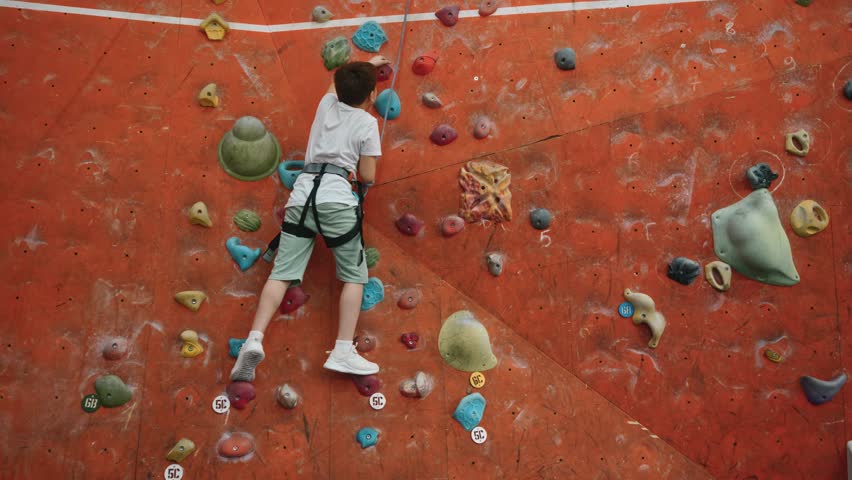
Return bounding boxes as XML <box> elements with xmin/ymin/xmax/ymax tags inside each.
<box><xmin>81</xmin><ymin>394</ymin><xmax>101</xmax><ymax>413</ymax></box>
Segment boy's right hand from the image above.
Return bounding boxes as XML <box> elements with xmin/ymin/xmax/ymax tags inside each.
<box><xmin>368</xmin><ymin>55</ymin><xmax>391</xmax><ymax>67</ymax></box>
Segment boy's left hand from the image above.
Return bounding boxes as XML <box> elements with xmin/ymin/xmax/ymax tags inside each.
<box><xmin>368</xmin><ymin>55</ymin><xmax>391</xmax><ymax>67</ymax></box>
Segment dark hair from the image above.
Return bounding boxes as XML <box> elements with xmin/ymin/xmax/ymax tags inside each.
<box><xmin>334</xmin><ymin>62</ymin><xmax>377</xmax><ymax>106</ymax></box>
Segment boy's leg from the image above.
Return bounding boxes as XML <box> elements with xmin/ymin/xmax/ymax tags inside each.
<box><xmin>336</xmin><ymin>282</ymin><xmax>364</xmax><ymax>341</ymax></box>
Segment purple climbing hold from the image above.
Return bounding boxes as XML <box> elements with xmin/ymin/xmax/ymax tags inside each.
<box><xmin>479</xmin><ymin>0</ymin><xmax>498</xmax><ymax>16</ymax></box>
<box><xmin>376</xmin><ymin>64</ymin><xmax>393</xmax><ymax>82</ymax></box>
<box><xmin>396</xmin><ymin>213</ymin><xmax>424</xmax><ymax>236</ymax></box>
<box><xmin>352</xmin><ymin>374</ymin><xmax>382</xmax><ymax>397</ymax></box>
<box><xmin>226</xmin><ymin>382</ymin><xmax>256</xmax><ymax>410</ymax></box>
<box><xmin>430</xmin><ymin>124</ymin><xmax>458</xmax><ymax>146</ymax></box>
<box><xmin>441</xmin><ymin>215</ymin><xmax>465</xmax><ymax>237</ymax></box>
<box><xmin>473</xmin><ymin>116</ymin><xmax>493</xmax><ymax>139</ymax></box>
<box><xmin>280</xmin><ymin>286</ymin><xmax>310</xmax><ymax>314</ymax></box>
<box><xmin>435</xmin><ymin>6</ymin><xmax>461</xmax><ymax>27</ymax></box>
<box><xmin>400</xmin><ymin>332</ymin><xmax>420</xmax><ymax>349</ymax></box>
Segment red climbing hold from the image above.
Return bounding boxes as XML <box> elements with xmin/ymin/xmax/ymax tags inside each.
<box><xmin>397</xmin><ymin>288</ymin><xmax>421</xmax><ymax>309</ymax></box>
<box><xmin>217</xmin><ymin>433</ymin><xmax>255</xmax><ymax>459</ymax></box>
<box><xmin>412</xmin><ymin>50</ymin><xmax>438</xmax><ymax>76</ymax></box>
<box><xmin>430</xmin><ymin>124</ymin><xmax>458</xmax><ymax>146</ymax></box>
<box><xmin>479</xmin><ymin>0</ymin><xmax>498</xmax><ymax>16</ymax></box>
<box><xmin>396</xmin><ymin>213</ymin><xmax>424</xmax><ymax>236</ymax></box>
<box><xmin>354</xmin><ymin>332</ymin><xmax>377</xmax><ymax>353</ymax></box>
<box><xmin>376</xmin><ymin>64</ymin><xmax>393</xmax><ymax>82</ymax></box>
<box><xmin>226</xmin><ymin>382</ymin><xmax>256</xmax><ymax>410</ymax></box>
<box><xmin>352</xmin><ymin>374</ymin><xmax>382</xmax><ymax>397</ymax></box>
<box><xmin>280</xmin><ymin>286</ymin><xmax>310</xmax><ymax>314</ymax></box>
<box><xmin>400</xmin><ymin>332</ymin><xmax>420</xmax><ymax>349</ymax></box>
<box><xmin>473</xmin><ymin>116</ymin><xmax>493</xmax><ymax>139</ymax></box>
<box><xmin>441</xmin><ymin>215</ymin><xmax>465</xmax><ymax>237</ymax></box>
<box><xmin>435</xmin><ymin>6</ymin><xmax>461</xmax><ymax>27</ymax></box>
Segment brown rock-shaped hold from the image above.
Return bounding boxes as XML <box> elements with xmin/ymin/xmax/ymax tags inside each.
<box><xmin>479</xmin><ymin>0</ymin><xmax>498</xmax><ymax>16</ymax></box>
<box><xmin>102</xmin><ymin>337</ymin><xmax>128</xmax><ymax>360</ymax></box>
<box><xmin>790</xmin><ymin>200</ymin><xmax>829</xmax><ymax>237</ymax></box>
<box><xmin>459</xmin><ymin>161</ymin><xmax>512</xmax><ymax>223</ymax></box>
<box><xmin>430</xmin><ymin>124</ymin><xmax>458</xmax><ymax>146</ymax></box>
<box><xmin>397</xmin><ymin>289</ymin><xmax>421</xmax><ymax>309</ymax></box>
<box><xmin>441</xmin><ymin>215</ymin><xmax>465</xmax><ymax>237</ymax></box>
<box><xmin>352</xmin><ymin>375</ymin><xmax>381</xmax><ymax>397</ymax></box>
<box><xmin>200</xmin><ymin>13</ymin><xmax>230</xmax><ymax>41</ymax></box>
<box><xmin>435</xmin><ymin>5</ymin><xmax>461</xmax><ymax>27</ymax></box>
<box><xmin>623</xmin><ymin>289</ymin><xmax>666</xmax><ymax>348</ymax></box>
<box><xmin>217</xmin><ymin>433</ymin><xmax>255</xmax><ymax>459</ymax></box>
<box><xmin>704</xmin><ymin>261</ymin><xmax>732</xmax><ymax>292</ymax></box>
<box><xmin>276</xmin><ymin>384</ymin><xmax>299</xmax><ymax>409</ymax></box>
<box><xmin>175</xmin><ymin>291</ymin><xmax>207</xmax><ymax>312</ymax></box>
<box><xmin>473</xmin><ymin>116</ymin><xmax>493</xmax><ymax>139</ymax></box>
<box><xmin>189</xmin><ymin>201</ymin><xmax>212</xmax><ymax>227</ymax></box>
<box><xmin>354</xmin><ymin>332</ymin><xmax>376</xmax><ymax>353</ymax></box>
<box><xmin>198</xmin><ymin>83</ymin><xmax>219</xmax><ymax>107</ymax></box>
<box><xmin>166</xmin><ymin>438</ymin><xmax>196</xmax><ymax>463</ymax></box>
<box><xmin>396</xmin><ymin>213</ymin><xmax>424</xmax><ymax>236</ymax></box>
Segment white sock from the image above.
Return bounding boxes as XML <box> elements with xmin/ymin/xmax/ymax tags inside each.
<box><xmin>248</xmin><ymin>330</ymin><xmax>264</xmax><ymax>343</ymax></box>
<box><xmin>334</xmin><ymin>340</ymin><xmax>352</xmax><ymax>353</ymax></box>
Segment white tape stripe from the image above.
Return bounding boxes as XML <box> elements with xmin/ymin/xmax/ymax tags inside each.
<box><xmin>0</xmin><ymin>0</ymin><xmax>711</xmax><ymax>32</ymax></box>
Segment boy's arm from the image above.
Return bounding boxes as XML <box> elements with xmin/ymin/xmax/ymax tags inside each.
<box><xmin>358</xmin><ymin>156</ymin><xmax>377</xmax><ymax>184</ymax></box>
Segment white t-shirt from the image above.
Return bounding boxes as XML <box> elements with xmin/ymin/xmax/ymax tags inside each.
<box><xmin>286</xmin><ymin>93</ymin><xmax>382</xmax><ymax>207</ymax></box>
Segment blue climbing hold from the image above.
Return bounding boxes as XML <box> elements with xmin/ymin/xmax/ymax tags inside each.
<box><xmin>554</xmin><ymin>47</ymin><xmax>576</xmax><ymax>71</ymax></box>
<box><xmin>618</xmin><ymin>302</ymin><xmax>634</xmax><ymax>318</ymax></box>
<box><xmin>800</xmin><ymin>373</ymin><xmax>847</xmax><ymax>405</ymax></box>
<box><xmin>453</xmin><ymin>392</ymin><xmax>486</xmax><ymax>431</ymax></box>
<box><xmin>352</xmin><ymin>21</ymin><xmax>387</xmax><ymax>53</ymax></box>
<box><xmin>374</xmin><ymin>89</ymin><xmax>401</xmax><ymax>120</ymax></box>
<box><xmin>356</xmin><ymin>427</ymin><xmax>379</xmax><ymax>448</ymax></box>
<box><xmin>278</xmin><ymin>160</ymin><xmax>304</xmax><ymax>190</ymax></box>
<box><xmin>228</xmin><ymin>338</ymin><xmax>246</xmax><ymax>359</ymax></box>
<box><xmin>361</xmin><ymin>277</ymin><xmax>385</xmax><ymax>311</ymax></box>
<box><xmin>226</xmin><ymin>237</ymin><xmax>261</xmax><ymax>272</ymax></box>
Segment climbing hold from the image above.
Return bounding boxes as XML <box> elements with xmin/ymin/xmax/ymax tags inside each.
<box><xmin>365</xmin><ymin>247</ymin><xmax>380</xmax><ymax>268</ymax></box>
<box><xmin>397</xmin><ymin>289</ymin><xmax>421</xmax><ymax>309</ymax></box>
<box><xmin>200</xmin><ymin>13</ymin><xmax>229</xmax><ymax>41</ymax></box>
<box><xmin>166</xmin><ymin>438</ymin><xmax>196</xmax><ymax>463</ymax></box>
<box><xmin>435</xmin><ymin>6</ymin><xmax>461</xmax><ymax>26</ymax></box>
<box><xmin>486</xmin><ymin>252</ymin><xmax>504</xmax><ymax>277</ymax></box>
<box><xmin>453</xmin><ymin>393</ymin><xmax>487</xmax><ymax>431</ymax></box>
<box><xmin>412</xmin><ymin>50</ymin><xmax>438</xmax><ymax>76</ymax></box>
<box><xmin>400</xmin><ymin>379</ymin><xmax>419</xmax><ymax>398</ymax></box>
<box><xmin>415</xmin><ymin>371</ymin><xmax>434</xmax><ymax>398</ymax></box>
<box><xmin>469</xmin><ymin>371</ymin><xmax>486</xmax><ymax>389</ymax></box>
<box><xmin>217</xmin><ymin>433</ymin><xmax>255</xmax><ymax>459</ymax></box>
<box><xmin>400</xmin><ymin>332</ymin><xmax>420</xmax><ymax>349</ymax></box>
<box><xmin>188</xmin><ymin>201</ymin><xmax>212</xmax><ymax>227</ymax></box>
<box><xmin>94</xmin><ymin>375</ymin><xmax>132</xmax><ymax>408</ymax></box>
<box><xmin>785</xmin><ymin>129</ymin><xmax>810</xmax><ymax>157</ymax></box>
<box><xmin>764</xmin><ymin>348</ymin><xmax>783</xmax><ymax>363</ymax></box>
<box><xmin>529</xmin><ymin>209</ymin><xmax>552</xmax><ymax>230</ymax></box>
<box><xmin>478</xmin><ymin>0</ymin><xmax>498</xmax><ymax>16</ymax></box>
<box><xmin>441</xmin><ymin>215</ymin><xmax>465</xmax><ymax>237</ymax></box>
<box><xmin>395</xmin><ymin>213</ymin><xmax>424</xmax><ymax>236</ymax></box>
<box><xmin>795</xmin><ymin>0</ymin><xmax>812</xmax><ymax>6</ymax></box>
<box><xmin>356</xmin><ymin>427</ymin><xmax>379</xmax><ymax>448</ymax></box>
<box><xmin>623</xmin><ymin>289</ymin><xmax>666</xmax><ymax>348</ymax></box>
<box><xmin>352</xmin><ymin>375</ymin><xmax>381</xmax><ymax>397</ymax></box>
<box><xmin>703</xmin><ymin>261</ymin><xmax>732</xmax><ymax>292</ymax></box>
<box><xmin>430</xmin><ymin>124</ymin><xmax>458</xmax><ymax>146</ymax></box>
<box><xmin>554</xmin><ymin>48</ymin><xmax>577</xmax><ymax>71</ymax></box>
<box><xmin>102</xmin><ymin>337</ymin><xmax>128</xmax><ymax>360</ymax></box>
<box><xmin>278</xmin><ymin>160</ymin><xmax>304</xmax><ymax>190</ymax></box>
<box><xmin>438</xmin><ymin>310</ymin><xmax>498</xmax><ymax>372</ymax></box>
<box><xmin>218</xmin><ymin>116</ymin><xmax>281</xmax><ymax>181</ymax></box>
<box><xmin>712</xmin><ymin>189</ymin><xmax>799</xmax><ymax>286</ymax></box>
<box><xmin>422</xmin><ymin>92</ymin><xmax>443</xmax><ymax>109</ymax></box>
<box><xmin>354</xmin><ymin>333</ymin><xmax>377</xmax><ymax>353</ymax></box>
<box><xmin>276</xmin><ymin>384</ymin><xmax>299</xmax><ymax>409</ymax></box>
<box><xmin>197</xmin><ymin>83</ymin><xmax>219</xmax><ymax>107</ymax></box>
<box><xmin>374</xmin><ymin>89</ymin><xmax>401</xmax><ymax>120</ymax></box>
<box><xmin>279</xmin><ymin>286</ymin><xmax>310</xmax><ymax>314</ymax></box>
<box><xmin>321</xmin><ymin>37</ymin><xmax>351</xmax><ymax>70</ymax></box>
<box><xmin>311</xmin><ymin>5</ymin><xmax>333</xmax><ymax>23</ymax></box>
<box><xmin>800</xmin><ymin>373</ymin><xmax>847</xmax><ymax>405</ymax></box>
<box><xmin>473</xmin><ymin>116</ymin><xmax>493</xmax><ymax>139</ymax></box>
<box><xmin>352</xmin><ymin>21</ymin><xmax>388</xmax><ymax>53</ymax></box>
<box><xmin>226</xmin><ymin>237</ymin><xmax>261</xmax><ymax>272</ymax></box>
<box><xmin>228</xmin><ymin>338</ymin><xmax>246</xmax><ymax>358</ymax></box>
<box><xmin>174</xmin><ymin>291</ymin><xmax>207</xmax><ymax>311</ymax></box>
<box><xmin>459</xmin><ymin>161</ymin><xmax>513</xmax><ymax>223</ymax></box>
<box><xmin>361</xmin><ymin>277</ymin><xmax>385</xmax><ymax>310</ymax></box>
<box><xmin>667</xmin><ymin>257</ymin><xmax>701</xmax><ymax>285</ymax></box>
<box><xmin>844</xmin><ymin>80</ymin><xmax>852</xmax><ymax>100</ymax></box>
<box><xmin>790</xmin><ymin>199</ymin><xmax>829</xmax><ymax>237</ymax></box>
<box><xmin>745</xmin><ymin>163</ymin><xmax>779</xmax><ymax>190</ymax></box>
<box><xmin>233</xmin><ymin>209</ymin><xmax>261</xmax><ymax>232</ymax></box>
<box><xmin>226</xmin><ymin>382</ymin><xmax>256</xmax><ymax>410</ymax></box>
<box><xmin>376</xmin><ymin>64</ymin><xmax>393</xmax><ymax>82</ymax></box>
<box><xmin>179</xmin><ymin>330</ymin><xmax>204</xmax><ymax>358</ymax></box>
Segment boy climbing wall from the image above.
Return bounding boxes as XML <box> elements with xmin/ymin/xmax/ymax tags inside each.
<box><xmin>230</xmin><ymin>56</ymin><xmax>391</xmax><ymax>382</ymax></box>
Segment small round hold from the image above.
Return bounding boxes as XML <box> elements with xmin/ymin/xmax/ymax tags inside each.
<box><xmin>311</xmin><ymin>6</ymin><xmax>334</xmax><ymax>23</ymax></box>
<box><xmin>471</xmin><ymin>426</ymin><xmax>488</xmax><ymax>444</ymax></box>
<box><xmin>473</xmin><ymin>116</ymin><xmax>493</xmax><ymax>139</ymax></box>
<box><xmin>397</xmin><ymin>289</ymin><xmax>421</xmax><ymax>309</ymax></box>
<box><xmin>469</xmin><ymin>371</ymin><xmax>486</xmax><ymax>388</ymax></box>
<box><xmin>354</xmin><ymin>333</ymin><xmax>376</xmax><ymax>353</ymax></box>
<box><xmin>486</xmin><ymin>252</ymin><xmax>504</xmax><ymax>277</ymax></box>
<box><xmin>422</xmin><ymin>92</ymin><xmax>443</xmax><ymax>109</ymax></box>
<box><xmin>554</xmin><ymin>48</ymin><xmax>576</xmax><ymax>71</ymax></box>
<box><xmin>435</xmin><ymin>5</ymin><xmax>461</xmax><ymax>27</ymax></box>
<box><xmin>479</xmin><ymin>0</ymin><xmax>498</xmax><ymax>16</ymax></box>
<box><xmin>400</xmin><ymin>332</ymin><xmax>420</xmax><ymax>349</ymax></box>
<box><xmin>395</xmin><ymin>213</ymin><xmax>424</xmax><ymax>236</ymax></box>
<box><xmin>376</xmin><ymin>64</ymin><xmax>393</xmax><ymax>82</ymax></box>
<box><xmin>369</xmin><ymin>392</ymin><xmax>386</xmax><ymax>410</ymax></box>
<box><xmin>529</xmin><ymin>208</ymin><xmax>552</xmax><ymax>230</ymax></box>
<box><xmin>843</xmin><ymin>80</ymin><xmax>852</xmax><ymax>100</ymax></box>
<box><xmin>430</xmin><ymin>124</ymin><xmax>458</xmax><ymax>146</ymax></box>
<box><xmin>764</xmin><ymin>349</ymin><xmax>783</xmax><ymax>363</ymax></box>
<box><xmin>441</xmin><ymin>215</ymin><xmax>465</xmax><ymax>237</ymax></box>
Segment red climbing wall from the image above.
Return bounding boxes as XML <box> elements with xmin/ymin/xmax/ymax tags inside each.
<box><xmin>1</xmin><ymin>0</ymin><xmax>850</xmax><ymax>478</ymax></box>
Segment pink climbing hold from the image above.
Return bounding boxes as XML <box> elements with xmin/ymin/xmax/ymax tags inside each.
<box><xmin>279</xmin><ymin>286</ymin><xmax>310</xmax><ymax>314</ymax></box>
<box><xmin>430</xmin><ymin>124</ymin><xmax>458</xmax><ymax>146</ymax></box>
<box><xmin>400</xmin><ymin>332</ymin><xmax>420</xmax><ymax>349</ymax></box>
<box><xmin>102</xmin><ymin>337</ymin><xmax>128</xmax><ymax>360</ymax></box>
<box><xmin>396</xmin><ymin>213</ymin><xmax>424</xmax><ymax>236</ymax></box>
<box><xmin>479</xmin><ymin>0</ymin><xmax>498</xmax><ymax>16</ymax></box>
<box><xmin>397</xmin><ymin>288</ymin><xmax>421</xmax><ymax>309</ymax></box>
<box><xmin>435</xmin><ymin>6</ymin><xmax>461</xmax><ymax>27</ymax></box>
<box><xmin>352</xmin><ymin>374</ymin><xmax>382</xmax><ymax>397</ymax></box>
<box><xmin>376</xmin><ymin>64</ymin><xmax>393</xmax><ymax>82</ymax></box>
<box><xmin>473</xmin><ymin>116</ymin><xmax>493</xmax><ymax>139</ymax></box>
<box><xmin>226</xmin><ymin>382</ymin><xmax>256</xmax><ymax>410</ymax></box>
<box><xmin>441</xmin><ymin>215</ymin><xmax>465</xmax><ymax>237</ymax></box>
<box><xmin>217</xmin><ymin>433</ymin><xmax>255</xmax><ymax>459</ymax></box>
<box><xmin>412</xmin><ymin>50</ymin><xmax>438</xmax><ymax>76</ymax></box>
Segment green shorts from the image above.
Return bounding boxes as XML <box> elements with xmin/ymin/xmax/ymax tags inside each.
<box><xmin>269</xmin><ymin>203</ymin><xmax>367</xmax><ymax>285</ymax></box>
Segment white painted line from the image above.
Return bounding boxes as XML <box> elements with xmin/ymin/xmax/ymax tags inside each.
<box><xmin>0</xmin><ymin>0</ymin><xmax>711</xmax><ymax>32</ymax></box>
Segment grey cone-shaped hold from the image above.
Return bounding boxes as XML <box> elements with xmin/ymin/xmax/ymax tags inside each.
<box><xmin>800</xmin><ymin>373</ymin><xmax>847</xmax><ymax>405</ymax></box>
<box><xmin>554</xmin><ymin>48</ymin><xmax>576</xmax><ymax>70</ymax></box>
<box><xmin>218</xmin><ymin>116</ymin><xmax>281</xmax><ymax>181</ymax></box>
<box><xmin>438</xmin><ymin>310</ymin><xmax>498</xmax><ymax>372</ymax></box>
<box><xmin>529</xmin><ymin>208</ymin><xmax>552</xmax><ymax>230</ymax></box>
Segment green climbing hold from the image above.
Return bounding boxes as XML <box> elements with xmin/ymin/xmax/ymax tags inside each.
<box><xmin>438</xmin><ymin>311</ymin><xmax>498</xmax><ymax>372</ymax></box>
<box><xmin>321</xmin><ymin>37</ymin><xmax>351</xmax><ymax>70</ymax></box>
<box><xmin>233</xmin><ymin>209</ymin><xmax>262</xmax><ymax>232</ymax></box>
<box><xmin>94</xmin><ymin>375</ymin><xmax>132</xmax><ymax>408</ymax></box>
<box><xmin>218</xmin><ymin>116</ymin><xmax>281</xmax><ymax>181</ymax></box>
<box><xmin>365</xmin><ymin>247</ymin><xmax>379</xmax><ymax>269</ymax></box>
<box><xmin>795</xmin><ymin>0</ymin><xmax>812</xmax><ymax>5</ymax></box>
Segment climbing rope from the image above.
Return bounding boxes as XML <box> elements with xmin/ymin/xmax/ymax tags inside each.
<box><xmin>379</xmin><ymin>0</ymin><xmax>412</xmax><ymax>142</ymax></box>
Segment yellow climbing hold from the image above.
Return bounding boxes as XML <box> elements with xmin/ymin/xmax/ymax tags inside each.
<box><xmin>469</xmin><ymin>372</ymin><xmax>486</xmax><ymax>389</ymax></box>
<box><xmin>197</xmin><ymin>83</ymin><xmax>219</xmax><ymax>108</ymax></box>
<box><xmin>175</xmin><ymin>291</ymin><xmax>207</xmax><ymax>312</ymax></box>
<box><xmin>189</xmin><ymin>201</ymin><xmax>212</xmax><ymax>227</ymax></box>
<box><xmin>623</xmin><ymin>289</ymin><xmax>666</xmax><ymax>349</ymax></box>
<box><xmin>200</xmin><ymin>13</ymin><xmax>229</xmax><ymax>41</ymax></box>
<box><xmin>166</xmin><ymin>438</ymin><xmax>196</xmax><ymax>462</ymax></box>
<box><xmin>764</xmin><ymin>348</ymin><xmax>783</xmax><ymax>363</ymax></box>
<box><xmin>790</xmin><ymin>199</ymin><xmax>829</xmax><ymax>237</ymax></box>
<box><xmin>180</xmin><ymin>330</ymin><xmax>204</xmax><ymax>358</ymax></box>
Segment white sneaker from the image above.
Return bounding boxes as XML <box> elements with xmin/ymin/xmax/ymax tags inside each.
<box><xmin>323</xmin><ymin>343</ymin><xmax>379</xmax><ymax>375</ymax></box>
<box><xmin>230</xmin><ymin>340</ymin><xmax>265</xmax><ymax>382</ymax></box>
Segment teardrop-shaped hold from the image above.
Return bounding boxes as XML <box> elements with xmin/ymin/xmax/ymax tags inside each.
<box><xmin>175</xmin><ymin>291</ymin><xmax>207</xmax><ymax>312</ymax></box>
<box><xmin>354</xmin><ymin>332</ymin><xmax>377</xmax><ymax>353</ymax></box>
<box><xmin>479</xmin><ymin>0</ymin><xmax>498</xmax><ymax>16</ymax></box>
<box><xmin>374</xmin><ymin>89</ymin><xmax>401</xmax><ymax>120</ymax></box>
<box><xmin>280</xmin><ymin>286</ymin><xmax>310</xmax><ymax>314</ymax></box>
<box><xmin>376</xmin><ymin>64</ymin><xmax>393</xmax><ymax>82</ymax></box>
<box><xmin>412</xmin><ymin>50</ymin><xmax>438</xmax><ymax>76</ymax></box>
<box><xmin>321</xmin><ymin>36</ymin><xmax>351</xmax><ymax>70</ymax></box>
<box><xmin>397</xmin><ymin>288</ymin><xmax>421</xmax><ymax>309</ymax></box>
<box><xmin>400</xmin><ymin>332</ymin><xmax>420</xmax><ymax>349</ymax></box>
<box><xmin>453</xmin><ymin>392</ymin><xmax>486</xmax><ymax>431</ymax></box>
<box><xmin>166</xmin><ymin>438</ymin><xmax>196</xmax><ymax>463</ymax></box>
<box><xmin>361</xmin><ymin>277</ymin><xmax>385</xmax><ymax>311</ymax></box>
<box><xmin>785</xmin><ymin>129</ymin><xmax>810</xmax><ymax>157</ymax></box>
<box><xmin>422</xmin><ymin>92</ymin><xmax>443</xmax><ymax>109</ymax></box>
<box><xmin>395</xmin><ymin>213</ymin><xmax>424</xmax><ymax>236</ymax></box>
<box><xmin>233</xmin><ymin>209</ymin><xmax>261</xmax><ymax>232</ymax></box>
<box><xmin>356</xmin><ymin>427</ymin><xmax>379</xmax><ymax>448</ymax></box>
<box><xmin>352</xmin><ymin>21</ymin><xmax>388</xmax><ymax>53</ymax></box>
<box><xmin>365</xmin><ymin>247</ymin><xmax>380</xmax><ymax>268</ymax></box>
<box><xmin>623</xmin><ymin>289</ymin><xmax>666</xmax><ymax>348</ymax></box>
<box><xmin>352</xmin><ymin>374</ymin><xmax>381</xmax><ymax>397</ymax></box>
<box><xmin>486</xmin><ymin>252</ymin><xmax>504</xmax><ymax>276</ymax></box>
<box><xmin>189</xmin><ymin>201</ymin><xmax>212</xmax><ymax>227</ymax></box>
<box><xmin>415</xmin><ymin>371</ymin><xmax>434</xmax><ymax>398</ymax></box>
<box><xmin>197</xmin><ymin>83</ymin><xmax>219</xmax><ymax>107</ymax></box>
<box><xmin>278</xmin><ymin>160</ymin><xmax>304</xmax><ymax>191</ymax></box>
<box><xmin>704</xmin><ymin>261</ymin><xmax>732</xmax><ymax>292</ymax></box>
<box><xmin>430</xmin><ymin>124</ymin><xmax>458</xmax><ymax>146</ymax></box>
<box><xmin>217</xmin><ymin>433</ymin><xmax>255</xmax><ymax>459</ymax></box>
<box><xmin>94</xmin><ymin>375</ymin><xmax>132</xmax><ymax>408</ymax></box>
<box><xmin>311</xmin><ymin>5</ymin><xmax>333</xmax><ymax>23</ymax></box>
<box><xmin>473</xmin><ymin>116</ymin><xmax>493</xmax><ymax>139</ymax></box>
<box><xmin>179</xmin><ymin>330</ymin><xmax>204</xmax><ymax>358</ymax></box>
<box><xmin>790</xmin><ymin>199</ymin><xmax>829</xmax><ymax>237</ymax></box>
<box><xmin>554</xmin><ymin>47</ymin><xmax>576</xmax><ymax>70</ymax></box>
<box><xmin>438</xmin><ymin>310</ymin><xmax>498</xmax><ymax>372</ymax></box>
<box><xmin>529</xmin><ymin>208</ymin><xmax>552</xmax><ymax>230</ymax></box>
<box><xmin>226</xmin><ymin>381</ymin><xmax>256</xmax><ymax>410</ymax></box>
<box><xmin>441</xmin><ymin>215</ymin><xmax>465</xmax><ymax>237</ymax></box>
<box><xmin>276</xmin><ymin>384</ymin><xmax>299</xmax><ymax>409</ymax></box>
<box><xmin>800</xmin><ymin>373</ymin><xmax>847</xmax><ymax>405</ymax></box>
<box><xmin>745</xmin><ymin>163</ymin><xmax>779</xmax><ymax>190</ymax></box>
<box><xmin>399</xmin><ymin>379</ymin><xmax>419</xmax><ymax>398</ymax></box>
<box><xmin>228</xmin><ymin>338</ymin><xmax>246</xmax><ymax>358</ymax></box>
<box><xmin>102</xmin><ymin>337</ymin><xmax>128</xmax><ymax>360</ymax></box>
<box><xmin>667</xmin><ymin>257</ymin><xmax>701</xmax><ymax>285</ymax></box>
<box><xmin>226</xmin><ymin>237</ymin><xmax>261</xmax><ymax>272</ymax></box>
<box><xmin>435</xmin><ymin>6</ymin><xmax>461</xmax><ymax>26</ymax></box>
<box><xmin>712</xmin><ymin>189</ymin><xmax>799</xmax><ymax>286</ymax></box>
